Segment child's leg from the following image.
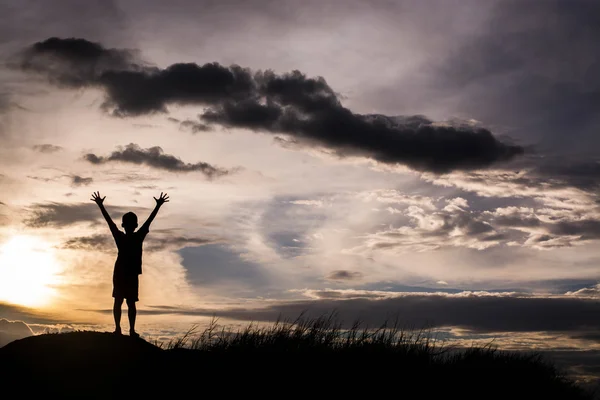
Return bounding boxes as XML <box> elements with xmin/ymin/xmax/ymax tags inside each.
<box><xmin>126</xmin><ymin>299</ymin><xmax>137</xmax><ymax>335</ymax></box>
<box><xmin>113</xmin><ymin>297</ymin><xmax>124</xmax><ymax>334</ymax></box>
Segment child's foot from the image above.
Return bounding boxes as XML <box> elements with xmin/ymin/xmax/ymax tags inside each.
<box><xmin>130</xmin><ymin>331</ymin><xmax>140</xmax><ymax>339</ymax></box>
<box><xmin>113</xmin><ymin>328</ymin><xmax>122</xmax><ymax>335</ymax></box>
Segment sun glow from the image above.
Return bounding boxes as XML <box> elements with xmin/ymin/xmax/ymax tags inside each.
<box><xmin>0</xmin><ymin>235</ymin><xmax>62</xmax><ymax>307</ymax></box>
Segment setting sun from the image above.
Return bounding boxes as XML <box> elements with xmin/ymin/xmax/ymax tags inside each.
<box><xmin>0</xmin><ymin>235</ymin><xmax>62</xmax><ymax>307</ymax></box>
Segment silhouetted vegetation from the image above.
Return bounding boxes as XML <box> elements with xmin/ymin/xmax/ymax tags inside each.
<box><xmin>0</xmin><ymin>315</ymin><xmax>595</xmax><ymax>400</ymax></box>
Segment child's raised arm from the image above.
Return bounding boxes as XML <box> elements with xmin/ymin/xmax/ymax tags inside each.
<box><xmin>140</xmin><ymin>192</ymin><xmax>169</xmax><ymax>233</ymax></box>
<box><xmin>91</xmin><ymin>191</ymin><xmax>119</xmax><ymax>235</ymax></box>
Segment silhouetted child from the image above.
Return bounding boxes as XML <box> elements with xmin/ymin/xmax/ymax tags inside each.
<box><xmin>92</xmin><ymin>191</ymin><xmax>169</xmax><ymax>337</ymax></box>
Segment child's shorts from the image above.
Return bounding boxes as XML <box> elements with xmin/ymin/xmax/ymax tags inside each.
<box><xmin>112</xmin><ymin>274</ymin><xmax>139</xmax><ymax>302</ymax></box>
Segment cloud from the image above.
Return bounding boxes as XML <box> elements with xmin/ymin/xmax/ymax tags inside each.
<box><xmin>202</xmin><ymin>100</ymin><xmax>523</xmax><ymax>174</ymax></box>
<box><xmin>23</xmin><ymin>202</ymin><xmax>146</xmax><ymax>228</ymax></box>
<box><xmin>325</xmin><ymin>270</ymin><xmax>364</xmax><ymax>281</ymax></box>
<box><xmin>24</xmin><ymin>202</ymin><xmax>98</xmax><ymax>227</ymax></box>
<box><xmin>565</xmin><ymin>284</ymin><xmax>600</xmax><ymax>299</ymax></box>
<box><xmin>0</xmin><ymin>319</ymin><xmax>34</xmax><ymax>336</ymax></box>
<box><xmin>345</xmin><ymin>185</ymin><xmax>600</xmax><ymax>253</ymax></box>
<box><xmin>31</xmin><ymin>144</ymin><xmax>63</xmax><ymax>153</ymax></box>
<box><xmin>484</xmin><ymin>207</ymin><xmax>600</xmax><ymax>249</ymax></box>
<box><xmin>289</xmin><ymin>200</ymin><xmax>324</xmax><ymax>207</ymax></box>
<box><xmin>17</xmin><ymin>37</ymin><xmax>141</xmax><ymax>88</ymax></box>
<box><xmin>415</xmin><ymin>156</ymin><xmax>600</xmax><ymax>250</ymax></box>
<box><xmin>70</xmin><ymin>175</ymin><xmax>93</xmax><ymax>187</ymax></box>
<box><xmin>26</xmin><ymin>173</ymin><xmax>93</xmax><ymax>187</ymax></box>
<box><xmin>179</xmin><ymin>119</ymin><xmax>211</xmax><ymax>133</ymax></box>
<box><xmin>27</xmin><ymin>324</ymin><xmax>76</xmax><ymax>335</ymax></box>
<box><xmin>60</xmin><ymin>234</ymin><xmax>113</xmax><ymax>251</ymax></box>
<box><xmin>349</xmin><ymin>198</ymin><xmax>505</xmax><ymax>253</ymax></box>
<box><xmin>437</xmin><ymin>1</ymin><xmax>600</xmax><ymax>156</ymax></box>
<box><xmin>0</xmin><ymin>319</ymin><xmax>33</xmax><ymax>348</ymax></box>
<box><xmin>145</xmin><ymin>235</ymin><xmax>219</xmax><ymax>252</ymax></box>
<box><xmin>17</xmin><ymin>37</ymin><xmax>524</xmax><ymax>173</ymax></box>
<box><xmin>60</xmin><ymin>233</ymin><xmax>219</xmax><ymax>252</ymax></box>
<box><xmin>27</xmin><ymin>175</ymin><xmax>55</xmax><ymax>183</ymax></box>
<box><xmin>84</xmin><ymin>143</ymin><xmax>232</xmax><ymax>178</ymax></box>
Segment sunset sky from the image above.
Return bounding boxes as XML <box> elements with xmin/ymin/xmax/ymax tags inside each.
<box><xmin>1</xmin><ymin>0</ymin><xmax>600</xmax><ymax>381</ymax></box>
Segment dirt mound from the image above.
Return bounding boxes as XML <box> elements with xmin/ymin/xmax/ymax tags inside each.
<box><xmin>0</xmin><ymin>331</ymin><xmax>163</xmax><ymax>398</ymax></box>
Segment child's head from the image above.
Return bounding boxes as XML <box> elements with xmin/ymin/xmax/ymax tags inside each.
<box><xmin>122</xmin><ymin>212</ymin><xmax>138</xmax><ymax>233</ymax></box>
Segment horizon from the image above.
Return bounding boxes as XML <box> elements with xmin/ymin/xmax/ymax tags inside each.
<box><xmin>1</xmin><ymin>0</ymin><xmax>600</xmax><ymax>385</ymax></box>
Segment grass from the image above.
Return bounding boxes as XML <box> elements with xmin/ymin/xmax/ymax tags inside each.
<box><xmin>150</xmin><ymin>313</ymin><xmax>595</xmax><ymax>399</ymax></box>
<box><xmin>158</xmin><ymin>312</ymin><xmax>441</xmax><ymax>353</ymax></box>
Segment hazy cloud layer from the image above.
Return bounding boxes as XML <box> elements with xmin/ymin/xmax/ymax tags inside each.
<box><xmin>130</xmin><ymin>291</ymin><xmax>600</xmax><ymax>333</ymax></box>
<box><xmin>60</xmin><ymin>234</ymin><xmax>111</xmax><ymax>251</ymax></box>
<box><xmin>16</xmin><ymin>37</ymin><xmax>523</xmax><ymax>173</ymax></box>
<box><xmin>169</xmin><ymin>117</ymin><xmax>211</xmax><ymax>133</ymax></box>
<box><xmin>70</xmin><ymin>175</ymin><xmax>93</xmax><ymax>187</ymax></box>
<box><xmin>23</xmin><ymin>202</ymin><xmax>147</xmax><ymax>228</ymax></box>
<box><xmin>325</xmin><ymin>270</ymin><xmax>364</xmax><ymax>281</ymax></box>
<box><xmin>31</xmin><ymin>144</ymin><xmax>63</xmax><ymax>153</ymax></box>
<box><xmin>25</xmin><ymin>173</ymin><xmax>93</xmax><ymax>187</ymax></box>
<box><xmin>61</xmin><ymin>232</ymin><xmax>219</xmax><ymax>252</ymax></box>
<box><xmin>84</xmin><ymin>143</ymin><xmax>232</xmax><ymax>178</ymax></box>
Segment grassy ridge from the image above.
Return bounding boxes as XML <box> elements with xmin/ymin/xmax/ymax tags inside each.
<box><xmin>159</xmin><ymin>315</ymin><xmax>593</xmax><ymax>399</ymax></box>
<box><xmin>0</xmin><ymin>314</ymin><xmax>595</xmax><ymax>399</ymax></box>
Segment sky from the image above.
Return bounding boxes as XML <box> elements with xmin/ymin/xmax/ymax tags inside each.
<box><xmin>1</xmin><ymin>0</ymin><xmax>600</xmax><ymax>383</ymax></box>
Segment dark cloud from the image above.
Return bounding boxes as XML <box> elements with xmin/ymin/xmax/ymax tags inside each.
<box><xmin>17</xmin><ymin>37</ymin><xmax>141</xmax><ymax>88</ymax></box>
<box><xmin>70</xmin><ymin>175</ymin><xmax>93</xmax><ymax>187</ymax></box>
<box><xmin>570</xmin><ymin>333</ymin><xmax>600</xmax><ymax>343</ymax></box>
<box><xmin>538</xmin><ymin>349</ymin><xmax>600</xmax><ymax>389</ymax></box>
<box><xmin>27</xmin><ymin>175</ymin><xmax>55</xmax><ymax>183</ymax></box>
<box><xmin>439</xmin><ymin>0</ymin><xmax>600</xmax><ymax>156</ymax></box>
<box><xmin>532</xmin><ymin>159</ymin><xmax>600</xmax><ymax>192</ymax></box>
<box><xmin>549</xmin><ymin>220</ymin><xmax>600</xmax><ymax>242</ymax></box>
<box><xmin>84</xmin><ymin>143</ymin><xmax>232</xmax><ymax>178</ymax></box>
<box><xmin>23</xmin><ymin>202</ymin><xmax>146</xmax><ymax>228</ymax></box>
<box><xmin>61</xmin><ymin>233</ymin><xmax>219</xmax><ymax>252</ymax></box>
<box><xmin>25</xmin><ymin>173</ymin><xmax>93</xmax><ymax>187</ymax></box>
<box><xmin>60</xmin><ymin>234</ymin><xmax>112</xmax><ymax>251</ymax></box>
<box><xmin>128</xmin><ymin>293</ymin><xmax>600</xmax><ymax>333</ymax></box>
<box><xmin>325</xmin><ymin>270</ymin><xmax>364</xmax><ymax>281</ymax></box>
<box><xmin>179</xmin><ymin>119</ymin><xmax>211</xmax><ymax>133</ymax></box>
<box><xmin>17</xmin><ymin>37</ymin><xmax>523</xmax><ymax>173</ymax></box>
<box><xmin>31</xmin><ymin>144</ymin><xmax>63</xmax><ymax>153</ymax></box>
<box><xmin>167</xmin><ymin>116</ymin><xmax>211</xmax><ymax>133</ymax></box>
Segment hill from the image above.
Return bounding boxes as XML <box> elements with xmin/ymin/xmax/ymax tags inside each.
<box><xmin>0</xmin><ymin>324</ymin><xmax>595</xmax><ymax>400</ymax></box>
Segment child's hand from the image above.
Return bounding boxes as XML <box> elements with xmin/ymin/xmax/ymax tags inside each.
<box><xmin>154</xmin><ymin>192</ymin><xmax>169</xmax><ymax>206</ymax></box>
<box><xmin>91</xmin><ymin>191</ymin><xmax>106</xmax><ymax>205</ymax></box>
